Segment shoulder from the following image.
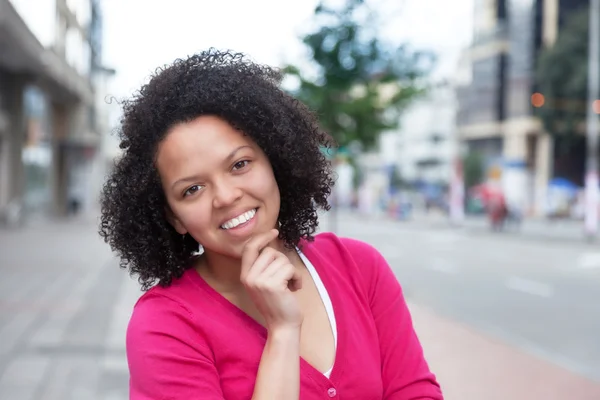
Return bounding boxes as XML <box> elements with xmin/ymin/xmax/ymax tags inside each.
<box><xmin>131</xmin><ymin>271</ymin><xmax>198</xmax><ymax>320</ymax></box>
<box><xmin>308</xmin><ymin>233</ymin><xmax>406</xmax><ymax>312</ymax></box>
<box><xmin>304</xmin><ymin>232</ymin><xmax>384</xmax><ymax>265</ymax></box>
<box><xmin>127</xmin><ymin>271</ymin><xmax>210</xmax><ymax>351</ymax></box>
<box><xmin>126</xmin><ymin>284</ymin><xmax>216</xmax><ymax>373</ymax></box>
<box><xmin>302</xmin><ymin>232</ymin><xmax>387</xmax><ymax>287</ymax></box>
<box><xmin>127</xmin><ymin>288</ymin><xmax>195</xmax><ymax>345</ymax></box>
<box><xmin>126</xmin><ymin>283</ymin><xmax>223</xmax><ymax>398</ymax></box>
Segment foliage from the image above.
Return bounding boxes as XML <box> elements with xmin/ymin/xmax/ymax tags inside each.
<box><xmin>283</xmin><ymin>0</ymin><xmax>435</xmax><ymax>150</ymax></box>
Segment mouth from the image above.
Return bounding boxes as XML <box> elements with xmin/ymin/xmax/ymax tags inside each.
<box><xmin>220</xmin><ymin>208</ymin><xmax>258</xmax><ymax>230</ymax></box>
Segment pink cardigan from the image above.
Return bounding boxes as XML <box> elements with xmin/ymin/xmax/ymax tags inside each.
<box><xmin>127</xmin><ymin>233</ymin><xmax>443</xmax><ymax>399</ymax></box>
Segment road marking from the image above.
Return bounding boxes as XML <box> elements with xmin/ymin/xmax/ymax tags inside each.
<box><xmin>577</xmin><ymin>252</ymin><xmax>600</xmax><ymax>269</ymax></box>
<box><xmin>505</xmin><ymin>276</ymin><xmax>554</xmax><ymax>298</ymax></box>
<box><xmin>428</xmin><ymin>258</ymin><xmax>459</xmax><ymax>274</ymax></box>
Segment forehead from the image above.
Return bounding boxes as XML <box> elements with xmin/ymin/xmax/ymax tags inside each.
<box><xmin>164</xmin><ymin>115</ymin><xmax>249</xmax><ymax>150</ymax></box>
<box><xmin>156</xmin><ymin>116</ymin><xmax>255</xmax><ymax>176</ymax></box>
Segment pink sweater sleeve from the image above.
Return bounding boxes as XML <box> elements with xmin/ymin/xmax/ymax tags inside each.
<box><xmin>345</xmin><ymin>238</ymin><xmax>444</xmax><ymax>400</ymax></box>
<box><xmin>126</xmin><ymin>293</ymin><xmax>225</xmax><ymax>400</ymax></box>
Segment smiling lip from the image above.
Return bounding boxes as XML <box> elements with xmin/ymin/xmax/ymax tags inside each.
<box><xmin>220</xmin><ymin>208</ymin><xmax>258</xmax><ymax>230</ymax></box>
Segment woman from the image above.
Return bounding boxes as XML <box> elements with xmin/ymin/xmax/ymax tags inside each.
<box><xmin>100</xmin><ymin>49</ymin><xmax>443</xmax><ymax>400</ymax></box>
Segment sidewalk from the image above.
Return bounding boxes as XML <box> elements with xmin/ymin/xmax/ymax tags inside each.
<box><xmin>0</xmin><ymin>212</ymin><xmax>140</xmax><ymax>400</ymax></box>
<box><xmin>411</xmin><ymin>302</ymin><xmax>600</xmax><ymax>400</ymax></box>
<box><xmin>1</xmin><ymin>214</ymin><xmax>599</xmax><ymax>399</ymax></box>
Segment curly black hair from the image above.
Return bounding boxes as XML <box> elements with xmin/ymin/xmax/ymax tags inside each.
<box><xmin>99</xmin><ymin>49</ymin><xmax>335</xmax><ymax>291</ymax></box>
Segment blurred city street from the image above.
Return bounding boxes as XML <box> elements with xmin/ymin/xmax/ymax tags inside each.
<box><xmin>1</xmin><ymin>210</ymin><xmax>600</xmax><ymax>399</ymax></box>
<box><xmin>2</xmin><ymin>0</ymin><xmax>600</xmax><ymax>398</ymax></box>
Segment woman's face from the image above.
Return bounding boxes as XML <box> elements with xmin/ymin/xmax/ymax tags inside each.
<box><xmin>156</xmin><ymin>115</ymin><xmax>281</xmax><ymax>258</ymax></box>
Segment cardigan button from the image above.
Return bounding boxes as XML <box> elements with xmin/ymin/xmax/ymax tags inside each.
<box><xmin>327</xmin><ymin>387</ymin><xmax>337</xmax><ymax>397</ymax></box>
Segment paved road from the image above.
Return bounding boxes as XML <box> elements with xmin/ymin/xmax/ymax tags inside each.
<box><xmin>321</xmin><ymin>210</ymin><xmax>600</xmax><ymax>383</ymax></box>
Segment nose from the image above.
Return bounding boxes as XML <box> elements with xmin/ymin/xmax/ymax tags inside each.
<box><xmin>212</xmin><ymin>179</ymin><xmax>243</xmax><ymax>208</ymax></box>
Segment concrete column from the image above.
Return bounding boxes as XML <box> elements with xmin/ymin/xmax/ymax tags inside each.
<box><xmin>51</xmin><ymin>100</ymin><xmax>95</xmax><ymax>216</ymax></box>
<box><xmin>542</xmin><ymin>0</ymin><xmax>559</xmax><ymax>47</ymax></box>
<box><xmin>534</xmin><ymin>134</ymin><xmax>553</xmax><ymax>217</ymax></box>
<box><xmin>50</xmin><ymin>101</ymin><xmax>69</xmax><ymax>216</ymax></box>
<box><xmin>0</xmin><ymin>87</ymin><xmax>9</xmax><ymax>211</ymax></box>
<box><xmin>0</xmin><ymin>72</ymin><xmax>28</xmax><ymax>222</ymax></box>
<box><xmin>502</xmin><ymin>131</ymin><xmax>529</xmax><ymax>214</ymax></box>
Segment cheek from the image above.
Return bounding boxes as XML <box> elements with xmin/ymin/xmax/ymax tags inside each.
<box><xmin>254</xmin><ymin>167</ymin><xmax>280</xmax><ymax>203</ymax></box>
<box><xmin>174</xmin><ymin>201</ymin><xmax>213</xmax><ymax>233</ymax></box>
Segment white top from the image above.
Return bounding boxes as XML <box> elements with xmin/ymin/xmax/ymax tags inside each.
<box><xmin>297</xmin><ymin>249</ymin><xmax>337</xmax><ymax>378</ymax></box>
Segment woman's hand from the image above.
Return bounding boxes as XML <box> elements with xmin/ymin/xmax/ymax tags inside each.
<box><xmin>241</xmin><ymin>229</ymin><xmax>303</xmax><ymax>332</ymax></box>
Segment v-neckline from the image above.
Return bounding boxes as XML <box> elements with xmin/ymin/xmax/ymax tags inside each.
<box><xmin>186</xmin><ymin>241</ymin><xmax>343</xmax><ymax>383</ymax></box>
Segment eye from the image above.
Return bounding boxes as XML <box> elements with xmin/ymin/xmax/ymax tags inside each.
<box><xmin>183</xmin><ymin>185</ymin><xmax>202</xmax><ymax>197</ymax></box>
<box><xmin>232</xmin><ymin>160</ymin><xmax>250</xmax><ymax>171</ymax></box>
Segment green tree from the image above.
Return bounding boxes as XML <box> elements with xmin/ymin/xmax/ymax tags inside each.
<box><xmin>283</xmin><ymin>0</ymin><xmax>434</xmax><ymax>150</ymax></box>
<box><xmin>535</xmin><ymin>6</ymin><xmax>591</xmax><ymax>139</ymax></box>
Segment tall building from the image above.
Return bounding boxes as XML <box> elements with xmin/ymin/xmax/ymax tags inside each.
<box><xmin>396</xmin><ymin>81</ymin><xmax>458</xmax><ymax>186</ymax></box>
<box><xmin>456</xmin><ymin>0</ymin><xmax>589</xmax><ymax>216</ymax></box>
<box><xmin>0</xmin><ymin>0</ymin><xmax>113</xmax><ymax>223</ymax></box>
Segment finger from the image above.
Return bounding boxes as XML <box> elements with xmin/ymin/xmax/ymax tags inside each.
<box><xmin>268</xmin><ymin>262</ymin><xmax>299</xmax><ymax>291</ymax></box>
<box><xmin>241</xmin><ymin>229</ymin><xmax>279</xmax><ymax>277</ymax></box>
<box><xmin>243</xmin><ymin>247</ymin><xmax>279</xmax><ymax>283</ymax></box>
<box><xmin>262</xmin><ymin>254</ymin><xmax>292</xmax><ymax>280</ymax></box>
<box><xmin>263</xmin><ymin>254</ymin><xmax>302</xmax><ymax>292</ymax></box>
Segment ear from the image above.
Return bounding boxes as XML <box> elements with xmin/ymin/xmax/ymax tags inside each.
<box><xmin>165</xmin><ymin>207</ymin><xmax>188</xmax><ymax>235</ymax></box>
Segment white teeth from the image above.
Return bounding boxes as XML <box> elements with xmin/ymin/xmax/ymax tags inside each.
<box><xmin>221</xmin><ymin>209</ymin><xmax>256</xmax><ymax>230</ymax></box>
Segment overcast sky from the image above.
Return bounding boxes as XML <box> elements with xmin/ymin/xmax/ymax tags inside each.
<box><xmin>102</xmin><ymin>0</ymin><xmax>474</xmax><ymax>100</ymax></box>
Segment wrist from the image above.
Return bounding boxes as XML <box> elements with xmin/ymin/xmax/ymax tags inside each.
<box><xmin>267</xmin><ymin>324</ymin><xmax>301</xmax><ymax>342</ymax></box>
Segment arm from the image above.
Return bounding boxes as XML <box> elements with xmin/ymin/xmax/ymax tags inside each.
<box><xmin>242</xmin><ymin>230</ymin><xmax>304</xmax><ymax>400</ymax></box>
<box><xmin>128</xmin><ymin>294</ymin><xmax>302</xmax><ymax>400</ymax></box>
<box><xmin>348</xmin><ymin>239</ymin><xmax>444</xmax><ymax>400</ymax></box>
<box><xmin>251</xmin><ymin>327</ymin><xmax>301</xmax><ymax>400</ymax></box>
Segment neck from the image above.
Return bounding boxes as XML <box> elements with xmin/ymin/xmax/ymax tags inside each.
<box><xmin>199</xmin><ymin>239</ymin><xmax>291</xmax><ymax>291</ymax></box>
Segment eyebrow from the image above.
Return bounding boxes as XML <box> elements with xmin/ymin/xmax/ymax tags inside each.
<box><xmin>171</xmin><ymin>145</ymin><xmax>252</xmax><ymax>190</ymax></box>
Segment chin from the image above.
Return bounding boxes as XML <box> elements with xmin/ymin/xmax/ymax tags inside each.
<box><xmin>216</xmin><ymin>241</ymin><xmax>249</xmax><ymax>260</ymax></box>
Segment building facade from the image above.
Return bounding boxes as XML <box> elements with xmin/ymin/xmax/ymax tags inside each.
<box><xmin>456</xmin><ymin>0</ymin><xmax>588</xmax><ymax>216</ymax></box>
<box><xmin>350</xmin><ymin>81</ymin><xmax>459</xmax><ymax>216</ymax></box>
<box><xmin>0</xmin><ymin>0</ymin><xmax>112</xmax><ymax>223</ymax></box>
<box><xmin>396</xmin><ymin>81</ymin><xmax>458</xmax><ymax>186</ymax></box>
